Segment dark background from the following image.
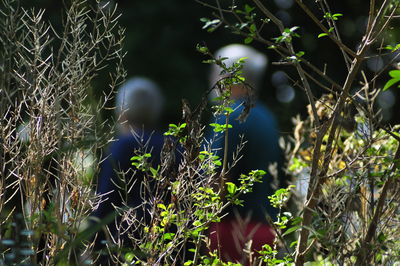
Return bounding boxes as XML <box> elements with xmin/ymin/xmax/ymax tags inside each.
<box><xmin>24</xmin><ymin>0</ymin><xmax>399</xmax><ymax>135</ymax></box>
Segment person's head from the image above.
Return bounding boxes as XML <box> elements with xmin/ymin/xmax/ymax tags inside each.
<box><xmin>115</xmin><ymin>77</ymin><xmax>164</xmax><ymax>134</ymax></box>
<box><xmin>209</xmin><ymin>44</ymin><xmax>268</xmax><ymax>100</ymax></box>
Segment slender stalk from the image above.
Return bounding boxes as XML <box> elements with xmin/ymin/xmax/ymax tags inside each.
<box><xmin>220</xmin><ymin>112</ymin><xmax>230</xmax><ymax>190</ymax></box>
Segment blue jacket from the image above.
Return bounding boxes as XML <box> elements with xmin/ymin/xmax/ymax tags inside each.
<box><xmin>93</xmin><ymin>132</ymin><xmax>164</xmax><ymax>234</ymax></box>
<box><xmin>207</xmin><ymin>100</ymin><xmax>284</xmax><ymax>221</ymax></box>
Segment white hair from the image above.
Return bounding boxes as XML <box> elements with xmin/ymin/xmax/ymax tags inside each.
<box><xmin>210</xmin><ymin>44</ymin><xmax>268</xmax><ymax>91</ymax></box>
<box><xmin>115</xmin><ymin>77</ymin><xmax>164</xmax><ymax>128</ymax></box>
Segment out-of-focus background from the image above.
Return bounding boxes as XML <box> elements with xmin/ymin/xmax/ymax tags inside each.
<box><xmin>25</xmin><ymin>0</ymin><xmax>400</xmax><ymax>133</ymax></box>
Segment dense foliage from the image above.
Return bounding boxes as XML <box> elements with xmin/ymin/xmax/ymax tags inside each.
<box><xmin>1</xmin><ymin>0</ymin><xmax>400</xmax><ymax>265</ymax></box>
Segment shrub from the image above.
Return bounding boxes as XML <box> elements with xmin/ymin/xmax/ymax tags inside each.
<box><xmin>2</xmin><ymin>0</ymin><xmax>400</xmax><ymax>265</ymax></box>
<box><xmin>0</xmin><ymin>0</ymin><xmax>125</xmax><ymax>264</ymax></box>
<box><xmin>198</xmin><ymin>0</ymin><xmax>400</xmax><ymax>264</ymax></box>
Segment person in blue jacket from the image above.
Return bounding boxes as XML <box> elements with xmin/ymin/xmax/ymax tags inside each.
<box><xmin>91</xmin><ymin>77</ymin><xmax>165</xmax><ymax>264</ymax></box>
<box><xmin>206</xmin><ymin>44</ymin><xmax>285</xmax><ymax>263</ymax></box>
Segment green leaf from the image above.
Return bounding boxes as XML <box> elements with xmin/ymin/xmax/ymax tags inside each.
<box><xmin>324</xmin><ymin>12</ymin><xmax>343</xmax><ymax>21</ymax></box>
<box><xmin>226</xmin><ymin>182</ymin><xmax>237</xmax><ymax>194</ymax></box>
<box><xmin>196</xmin><ymin>44</ymin><xmax>209</xmax><ymax>54</ymax></box>
<box><xmin>150</xmin><ymin>167</ymin><xmax>158</xmax><ymax>177</ymax></box>
<box><xmin>332</xmin><ymin>13</ymin><xmax>343</xmax><ymax>19</ymax></box>
<box><xmin>244</xmin><ymin>4</ymin><xmax>255</xmax><ymax>13</ymax></box>
<box><xmin>168</xmin><ymin>123</ymin><xmax>177</xmax><ymax>129</ymax></box>
<box><xmin>318</xmin><ymin>33</ymin><xmax>328</xmax><ymax>38</ymax></box>
<box><xmin>157</xmin><ymin>203</ymin><xmax>167</xmax><ymax>210</ymax></box>
<box><xmin>201</xmin><ymin>19</ymin><xmax>220</xmax><ymax>30</ymax></box>
<box><xmin>282</xmin><ymin>225</ymin><xmax>301</xmax><ymax>236</ymax></box>
<box><xmin>291</xmin><ymin>216</ymin><xmax>303</xmax><ymax>225</ymax></box>
<box><xmin>193</xmin><ymin>220</ymin><xmax>202</xmax><ymax>227</ymax></box>
<box><xmin>224</xmin><ymin>106</ymin><xmax>234</xmax><ymax>114</ymax></box>
<box><xmin>249</xmin><ymin>23</ymin><xmax>257</xmax><ymax>33</ymax></box>
<box><xmin>383</xmin><ymin>78</ymin><xmax>400</xmax><ymax>91</ymax></box>
<box><xmin>244</xmin><ymin>37</ymin><xmax>253</xmax><ymax>44</ymax></box>
<box><xmin>238</xmin><ymin>57</ymin><xmax>248</xmax><ymax>63</ymax></box>
<box><xmin>163</xmin><ymin>232</ymin><xmax>175</xmax><ymax>240</ymax></box>
<box><xmin>202</xmin><ymin>59</ymin><xmax>215</xmax><ymax>64</ymax></box>
<box><xmin>384</xmin><ymin>44</ymin><xmax>400</xmax><ymax>51</ymax></box>
<box><xmin>125</xmin><ymin>252</ymin><xmax>135</xmax><ymax>262</ymax></box>
<box><xmin>389</xmin><ymin>70</ymin><xmax>400</xmax><ymax>79</ymax></box>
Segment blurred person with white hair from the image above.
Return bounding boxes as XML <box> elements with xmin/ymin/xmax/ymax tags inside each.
<box><xmin>91</xmin><ymin>77</ymin><xmax>166</xmax><ymax>264</ymax></box>
<box><xmin>206</xmin><ymin>44</ymin><xmax>285</xmax><ymax>264</ymax></box>
<box><xmin>115</xmin><ymin>77</ymin><xmax>164</xmax><ymax>134</ymax></box>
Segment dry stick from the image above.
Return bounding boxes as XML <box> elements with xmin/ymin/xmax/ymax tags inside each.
<box><xmin>362</xmin><ymin>0</ymin><xmax>391</xmax><ymax>46</ymax></box>
<box><xmin>294</xmin><ymin>119</ymin><xmax>329</xmax><ymax>260</ymax></box>
<box><xmin>366</xmin><ymin>0</ymin><xmax>376</xmax><ymax>35</ymax></box>
<box><xmin>300</xmin><ymin>58</ymin><xmax>342</xmax><ymax>91</ymax></box>
<box><xmin>355</xmin><ymin>143</ymin><xmax>400</xmax><ymax>264</ymax></box>
<box><xmin>192</xmin><ymin>230</ymin><xmax>203</xmax><ymax>265</ymax></box>
<box><xmin>367</xmin><ymin>2</ymin><xmax>399</xmax><ymax>45</ymax></box>
<box><xmin>302</xmin><ymin>69</ymin><xmax>337</xmax><ymax>95</ymax></box>
<box><xmin>294</xmin><ymin>46</ymin><xmax>367</xmax><ymax>265</ymax></box>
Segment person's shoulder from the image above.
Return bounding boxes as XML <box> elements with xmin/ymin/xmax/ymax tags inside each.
<box><xmin>146</xmin><ymin>131</ymin><xmax>165</xmax><ymax>145</ymax></box>
<box><xmin>252</xmin><ymin>101</ymin><xmax>274</xmax><ymax>115</ymax></box>
<box><xmin>251</xmin><ymin>102</ymin><xmax>277</xmax><ymax>121</ymax></box>
<box><xmin>110</xmin><ymin>131</ymin><xmax>165</xmax><ymax>159</ymax></box>
<box><xmin>119</xmin><ymin>130</ymin><xmax>164</xmax><ymax>142</ymax></box>
<box><xmin>108</xmin><ymin>134</ymin><xmax>138</xmax><ymax>157</ymax></box>
<box><xmin>112</xmin><ymin>134</ymin><xmax>137</xmax><ymax>148</ymax></box>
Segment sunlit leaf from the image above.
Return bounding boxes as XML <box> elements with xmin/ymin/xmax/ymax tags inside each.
<box><xmin>318</xmin><ymin>33</ymin><xmax>328</xmax><ymax>38</ymax></box>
